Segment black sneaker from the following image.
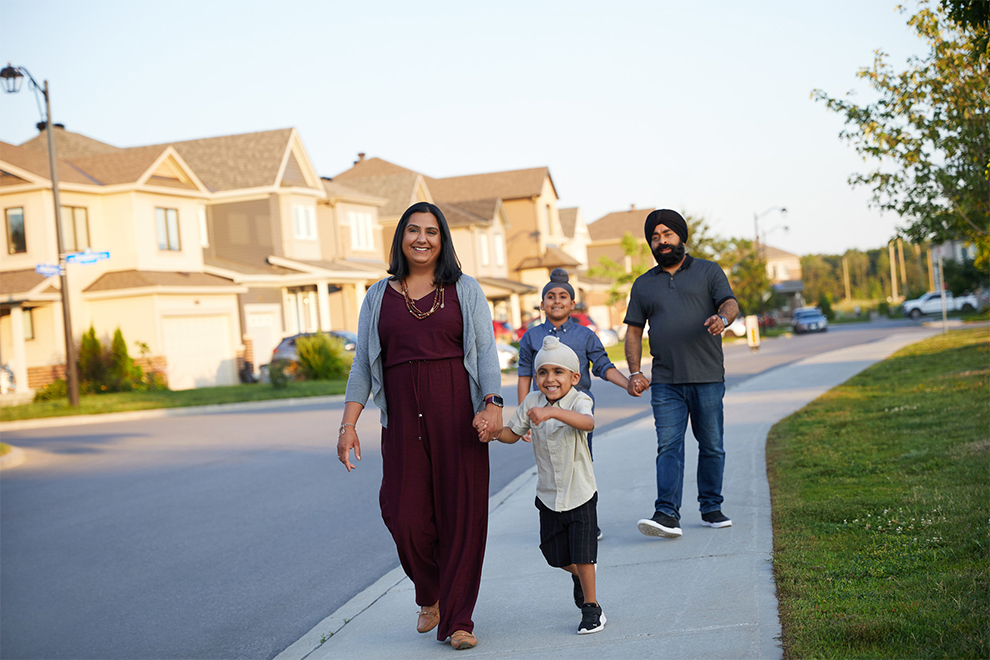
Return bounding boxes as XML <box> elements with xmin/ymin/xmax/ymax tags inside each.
<box><xmin>637</xmin><ymin>511</ymin><xmax>682</xmax><ymax>538</ymax></box>
<box><xmin>578</xmin><ymin>602</ymin><xmax>606</xmax><ymax>634</ymax></box>
<box><xmin>596</xmin><ymin>526</ymin><xmax>603</xmax><ymax>541</ymax></box>
<box><xmin>701</xmin><ymin>510</ymin><xmax>732</xmax><ymax>528</ymax></box>
<box><xmin>572</xmin><ymin>574</ymin><xmax>584</xmax><ymax>609</ymax></box>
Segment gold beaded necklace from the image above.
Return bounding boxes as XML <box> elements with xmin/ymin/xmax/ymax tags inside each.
<box><xmin>400</xmin><ymin>279</ymin><xmax>445</xmax><ymax>319</ymax></box>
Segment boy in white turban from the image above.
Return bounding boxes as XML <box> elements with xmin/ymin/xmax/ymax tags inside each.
<box><xmin>477</xmin><ymin>335</ymin><xmax>605</xmax><ymax>634</ymax></box>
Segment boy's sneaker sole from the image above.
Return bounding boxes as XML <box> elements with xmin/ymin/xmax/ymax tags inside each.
<box><xmin>700</xmin><ymin>518</ymin><xmax>732</xmax><ymax>528</ymax></box>
<box><xmin>637</xmin><ymin>518</ymin><xmax>682</xmax><ymax>538</ymax></box>
<box><xmin>578</xmin><ymin>613</ymin><xmax>606</xmax><ymax>634</ymax></box>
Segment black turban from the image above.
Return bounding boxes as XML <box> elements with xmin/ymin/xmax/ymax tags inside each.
<box><xmin>644</xmin><ymin>209</ymin><xmax>688</xmax><ymax>244</ymax></box>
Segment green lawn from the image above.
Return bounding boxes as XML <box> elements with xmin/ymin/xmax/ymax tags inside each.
<box><xmin>0</xmin><ymin>379</ymin><xmax>348</xmax><ymax>422</ymax></box>
<box><xmin>767</xmin><ymin>326</ymin><xmax>989</xmax><ymax>659</ymax></box>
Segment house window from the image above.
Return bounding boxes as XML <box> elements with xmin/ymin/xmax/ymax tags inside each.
<box><xmin>292</xmin><ymin>204</ymin><xmax>317</xmax><ymax>240</ymax></box>
<box><xmin>494</xmin><ymin>234</ymin><xmax>505</xmax><ymax>266</ymax></box>
<box><xmin>59</xmin><ymin>206</ymin><xmax>90</xmax><ymax>252</ymax></box>
<box><xmin>198</xmin><ymin>207</ymin><xmax>209</xmax><ymax>248</ymax></box>
<box><xmin>155</xmin><ymin>207</ymin><xmax>181</xmax><ymax>251</ymax></box>
<box><xmin>23</xmin><ymin>308</ymin><xmax>34</xmax><ymax>340</ymax></box>
<box><xmin>348</xmin><ymin>212</ymin><xmax>374</xmax><ymax>251</ymax></box>
<box><xmin>479</xmin><ymin>233</ymin><xmax>490</xmax><ymax>266</ymax></box>
<box><xmin>5</xmin><ymin>207</ymin><xmax>25</xmax><ymax>254</ymax></box>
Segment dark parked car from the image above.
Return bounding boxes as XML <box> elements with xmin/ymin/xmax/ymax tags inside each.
<box><xmin>271</xmin><ymin>331</ymin><xmax>358</xmax><ymax>363</ymax></box>
<box><xmin>791</xmin><ymin>307</ymin><xmax>829</xmax><ymax>334</ymax></box>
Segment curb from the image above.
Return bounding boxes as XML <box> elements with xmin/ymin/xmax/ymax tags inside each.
<box><xmin>0</xmin><ymin>394</ymin><xmax>348</xmax><ymax>432</ymax></box>
<box><xmin>0</xmin><ymin>445</ymin><xmax>26</xmax><ymax>470</ymax></box>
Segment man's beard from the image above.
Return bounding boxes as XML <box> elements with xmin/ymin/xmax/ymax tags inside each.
<box><xmin>653</xmin><ymin>242</ymin><xmax>685</xmax><ymax>267</ymax></box>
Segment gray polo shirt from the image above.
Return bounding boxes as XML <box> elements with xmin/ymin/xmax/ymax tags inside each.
<box><xmin>624</xmin><ymin>255</ymin><xmax>736</xmax><ymax>384</ymax></box>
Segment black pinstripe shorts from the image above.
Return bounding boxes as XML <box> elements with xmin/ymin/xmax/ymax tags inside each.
<box><xmin>535</xmin><ymin>492</ymin><xmax>598</xmax><ymax>568</ymax></box>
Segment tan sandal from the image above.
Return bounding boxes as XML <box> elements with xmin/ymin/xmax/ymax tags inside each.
<box><xmin>416</xmin><ymin>602</ymin><xmax>439</xmax><ymax>634</ymax></box>
<box><xmin>450</xmin><ymin>630</ymin><xmax>477</xmax><ymax>650</ymax></box>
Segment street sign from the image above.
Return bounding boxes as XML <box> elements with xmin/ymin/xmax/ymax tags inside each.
<box><xmin>35</xmin><ymin>263</ymin><xmax>63</xmax><ymax>277</ymax></box>
<box><xmin>65</xmin><ymin>249</ymin><xmax>110</xmax><ymax>265</ymax></box>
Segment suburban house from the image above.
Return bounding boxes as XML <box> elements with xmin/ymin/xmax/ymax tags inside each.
<box><xmin>1</xmin><ymin>126</ymin><xmax>391</xmax><ymax>393</ymax></box>
<box><xmin>762</xmin><ymin>245</ymin><xmax>805</xmax><ymax>313</ymax></box>
<box><xmin>1</xmin><ymin>129</ymin><xmax>245</xmax><ymax>392</ymax></box>
<box><xmin>332</xmin><ymin>156</ymin><xmax>543</xmax><ymax>328</ymax></box>
<box><xmin>586</xmin><ymin>206</ymin><xmax>653</xmax><ymax>328</ymax></box>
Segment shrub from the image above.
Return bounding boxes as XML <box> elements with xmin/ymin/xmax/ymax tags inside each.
<box><xmin>34</xmin><ymin>378</ymin><xmax>67</xmax><ymax>402</ymax></box>
<box><xmin>108</xmin><ymin>328</ymin><xmax>139</xmax><ymax>392</ymax></box>
<box><xmin>268</xmin><ymin>359</ymin><xmax>294</xmax><ymax>389</ymax></box>
<box><xmin>78</xmin><ymin>326</ymin><xmax>108</xmax><ymax>392</ymax></box>
<box><xmin>817</xmin><ymin>293</ymin><xmax>835</xmax><ymax>320</ymax></box>
<box><xmin>295</xmin><ymin>333</ymin><xmax>350</xmax><ymax>381</ymax></box>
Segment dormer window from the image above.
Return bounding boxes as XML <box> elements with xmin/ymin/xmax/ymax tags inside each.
<box><xmin>348</xmin><ymin>211</ymin><xmax>374</xmax><ymax>251</ymax></box>
<box><xmin>293</xmin><ymin>205</ymin><xmax>317</xmax><ymax>240</ymax></box>
<box><xmin>156</xmin><ymin>208</ymin><xmax>181</xmax><ymax>251</ymax></box>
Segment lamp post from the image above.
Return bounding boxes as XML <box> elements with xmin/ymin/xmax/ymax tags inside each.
<box><xmin>1</xmin><ymin>63</ymin><xmax>80</xmax><ymax>406</ymax></box>
<box><xmin>762</xmin><ymin>223</ymin><xmax>790</xmax><ymax>251</ymax></box>
<box><xmin>753</xmin><ymin>206</ymin><xmax>787</xmax><ymax>259</ymax></box>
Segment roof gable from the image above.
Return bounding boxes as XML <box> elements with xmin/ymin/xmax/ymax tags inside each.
<box><xmin>427</xmin><ymin>167</ymin><xmax>556</xmax><ymax>203</ymax></box>
<box><xmin>333</xmin><ymin>156</ymin><xmax>420</xmax><ymax>181</ymax></box>
<box><xmin>19</xmin><ymin>126</ymin><xmax>121</xmax><ymax>158</ymax></box>
<box><xmin>0</xmin><ymin>140</ymin><xmax>100</xmax><ymax>185</ymax></box>
<box><xmin>588</xmin><ymin>208</ymin><xmax>653</xmax><ymax>241</ymax></box>
<box><xmin>163</xmin><ymin>128</ymin><xmax>295</xmax><ymax>192</ymax></box>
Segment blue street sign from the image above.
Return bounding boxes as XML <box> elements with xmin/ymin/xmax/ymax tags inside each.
<box><xmin>65</xmin><ymin>250</ymin><xmax>110</xmax><ymax>265</ymax></box>
<box><xmin>35</xmin><ymin>263</ymin><xmax>63</xmax><ymax>277</ymax></box>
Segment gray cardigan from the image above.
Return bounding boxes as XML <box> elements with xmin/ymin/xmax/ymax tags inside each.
<box><xmin>344</xmin><ymin>274</ymin><xmax>502</xmax><ymax>427</ymax></box>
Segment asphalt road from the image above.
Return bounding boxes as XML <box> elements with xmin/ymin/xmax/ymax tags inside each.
<box><xmin>0</xmin><ymin>318</ymin><xmax>930</xmax><ymax>660</ymax></box>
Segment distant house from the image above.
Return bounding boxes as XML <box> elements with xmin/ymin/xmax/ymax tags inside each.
<box><xmin>585</xmin><ymin>207</ymin><xmax>653</xmax><ymax>328</ymax></box>
<box><xmin>332</xmin><ymin>156</ymin><xmax>541</xmax><ymax>328</ymax></box>
<box><xmin>762</xmin><ymin>245</ymin><xmax>805</xmax><ymax>313</ymax></box>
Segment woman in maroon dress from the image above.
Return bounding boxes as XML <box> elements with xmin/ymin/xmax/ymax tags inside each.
<box><xmin>337</xmin><ymin>202</ymin><xmax>503</xmax><ymax>650</ymax></box>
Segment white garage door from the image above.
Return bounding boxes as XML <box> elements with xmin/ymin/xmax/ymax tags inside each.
<box><xmin>162</xmin><ymin>315</ymin><xmax>238</xmax><ymax>390</ymax></box>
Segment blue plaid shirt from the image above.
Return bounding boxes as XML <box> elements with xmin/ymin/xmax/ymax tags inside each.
<box><xmin>517</xmin><ymin>318</ymin><xmax>616</xmax><ymax>402</ymax></box>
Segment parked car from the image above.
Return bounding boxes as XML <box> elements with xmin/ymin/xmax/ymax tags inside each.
<box><xmin>571</xmin><ymin>312</ymin><xmax>619</xmax><ymax>347</ymax></box>
<box><xmin>493</xmin><ymin>320</ymin><xmax>516</xmax><ymax>342</ymax></box>
<box><xmin>901</xmin><ymin>290</ymin><xmax>978</xmax><ymax>319</ymax></box>
<box><xmin>495</xmin><ymin>342</ymin><xmax>519</xmax><ymax>370</ymax></box>
<box><xmin>271</xmin><ymin>331</ymin><xmax>358</xmax><ymax>363</ymax></box>
<box><xmin>791</xmin><ymin>307</ymin><xmax>829</xmax><ymax>334</ymax></box>
<box><xmin>515</xmin><ymin>318</ymin><xmax>542</xmax><ymax>341</ymax></box>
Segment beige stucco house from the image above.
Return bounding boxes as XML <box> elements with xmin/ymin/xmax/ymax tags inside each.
<box><xmin>1</xmin><ymin>130</ymin><xmax>246</xmax><ymax>392</ymax></box>
<box><xmin>332</xmin><ymin>156</ymin><xmax>536</xmax><ymax>328</ymax></box>
<box><xmin>585</xmin><ymin>207</ymin><xmax>653</xmax><ymax>328</ymax></box>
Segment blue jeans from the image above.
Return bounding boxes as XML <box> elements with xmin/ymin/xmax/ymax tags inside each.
<box><xmin>650</xmin><ymin>382</ymin><xmax>725</xmax><ymax>519</ymax></box>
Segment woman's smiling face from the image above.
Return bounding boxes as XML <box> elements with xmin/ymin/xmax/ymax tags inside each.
<box><xmin>402</xmin><ymin>211</ymin><xmax>442</xmax><ymax>272</ymax></box>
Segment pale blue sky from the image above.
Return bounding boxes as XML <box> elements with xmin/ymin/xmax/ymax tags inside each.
<box><xmin>0</xmin><ymin>0</ymin><xmax>926</xmax><ymax>255</ymax></box>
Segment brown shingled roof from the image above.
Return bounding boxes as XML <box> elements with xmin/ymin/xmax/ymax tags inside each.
<box><xmin>1</xmin><ymin>269</ymin><xmax>49</xmax><ymax>295</ymax></box>
<box><xmin>435</xmin><ymin>202</ymin><xmax>490</xmax><ymax>228</ymax></box>
<box><xmin>19</xmin><ymin>126</ymin><xmax>121</xmax><ymax>158</ymax></box>
<box><xmin>588</xmin><ymin>208</ymin><xmax>653</xmax><ymax>241</ymax></box>
<box><xmin>320</xmin><ymin>179</ymin><xmax>387</xmax><ymax>205</ymax></box>
<box><xmin>68</xmin><ymin>145</ymin><xmax>172</xmax><ymax>185</ymax></box>
<box><xmin>333</xmin><ymin>156</ymin><xmax>420</xmax><ymax>180</ymax></box>
<box><xmin>0</xmin><ymin>140</ymin><xmax>100</xmax><ymax>185</ymax></box>
<box><xmin>326</xmin><ymin>173</ymin><xmax>424</xmax><ymax>217</ymax></box>
<box><xmin>427</xmin><ymin>167</ymin><xmax>555</xmax><ymax>203</ymax></box>
<box><xmin>559</xmin><ymin>207</ymin><xmax>579</xmax><ymax>238</ymax></box>
<box><xmin>84</xmin><ymin>270</ymin><xmax>239</xmax><ymax>292</ymax></box>
<box><xmin>516</xmin><ymin>246</ymin><xmax>580</xmax><ymax>271</ymax></box>
<box><xmin>161</xmin><ymin>129</ymin><xmax>295</xmax><ymax>192</ymax></box>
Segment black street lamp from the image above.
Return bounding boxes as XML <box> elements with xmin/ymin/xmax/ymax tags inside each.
<box><xmin>1</xmin><ymin>63</ymin><xmax>80</xmax><ymax>406</ymax></box>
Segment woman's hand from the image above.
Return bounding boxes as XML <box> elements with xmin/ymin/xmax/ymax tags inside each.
<box><xmin>337</xmin><ymin>426</ymin><xmax>361</xmax><ymax>471</ymax></box>
<box><xmin>475</xmin><ymin>404</ymin><xmax>503</xmax><ymax>443</ymax></box>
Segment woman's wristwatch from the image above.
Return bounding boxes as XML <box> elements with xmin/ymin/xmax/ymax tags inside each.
<box><xmin>485</xmin><ymin>394</ymin><xmax>504</xmax><ymax>407</ymax></box>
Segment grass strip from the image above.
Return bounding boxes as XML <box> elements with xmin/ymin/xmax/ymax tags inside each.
<box><xmin>0</xmin><ymin>379</ymin><xmax>347</xmax><ymax>422</ymax></box>
<box><xmin>767</xmin><ymin>326</ymin><xmax>989</xmax><ymax>659</ymax></box>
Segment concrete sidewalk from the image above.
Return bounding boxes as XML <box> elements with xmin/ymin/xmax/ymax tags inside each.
<box><xmin>278</xmin><ymin>331</ymin><xmax>935</xmax><ymax>660</ymax></box>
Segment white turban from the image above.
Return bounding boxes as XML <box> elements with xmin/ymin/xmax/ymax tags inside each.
<box><xmin>534</xmin><ymin>335</ymin><xmax>580</xmax><ymax>374</ymax></box>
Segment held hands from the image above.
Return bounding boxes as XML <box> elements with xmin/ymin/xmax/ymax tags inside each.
<box><xmin>627</xmin><ymin>373</ymin><xmax>649</xmax><ymax>397</ymax></box>
<box><xmin>337</xmin><ymin>427</ymin><xmax>361</xmax><ymax>472</ymax></box>
<box><xmin>473</xmin><ymin>404</ymin><xmax>503</xmax><ymax>443</ymax></box>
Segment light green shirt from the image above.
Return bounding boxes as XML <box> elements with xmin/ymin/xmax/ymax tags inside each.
<box><xmin>509</xmin><ymin>387</ymin><xmax>596</xmax><ymax>512</ymax></box>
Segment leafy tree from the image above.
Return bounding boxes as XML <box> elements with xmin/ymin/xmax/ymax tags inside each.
<box><xmin>587</xmin><ymin>231</ymin><xmax>653</xmax><ymax>306</ymax></box>
<box><xmin>813</xmin><ymin>1</ymin><xmax>989</xmax><ymax>267</ymax></box>
<box><xmin>723</xmin><ymin>238</ymin><xmax>773</xmax><ymax>315</ymax></box>
<box><xmin>942</xmin><ymin>257</ymin><xmax>984</xmax><ymax>294</ymax></box>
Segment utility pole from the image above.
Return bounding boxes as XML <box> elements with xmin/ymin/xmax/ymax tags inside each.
<box><xmin>888</xmin><ymin>241</ymin><xmax>899</xmax><ymax>301</ymax></box>
<box><xmin>842</xmin><ymin>254</ymin><xmax>852</xmax><ymax>300</ymax></box>
<box><xmin>897</xmin><ymin>238</ymin><xmax>907</xmax><ymax>288</ymax></box>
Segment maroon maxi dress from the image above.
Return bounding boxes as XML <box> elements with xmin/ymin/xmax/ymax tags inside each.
<box><xmin>378</xmin><ymin>284</ymin><xmax>490</xmax><ymax>640</ymax></box>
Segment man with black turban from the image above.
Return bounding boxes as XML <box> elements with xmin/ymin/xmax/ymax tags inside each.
<box><xmin>622</xmin><ymin>209</ymin><xmax>741</xmax><ymax>539</ymax></box>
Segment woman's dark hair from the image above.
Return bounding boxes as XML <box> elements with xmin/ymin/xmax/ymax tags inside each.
<box><xmin>387</xmin><ymin>202</ymin><xmax>462</xmax><ymax>285</ymax></box>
